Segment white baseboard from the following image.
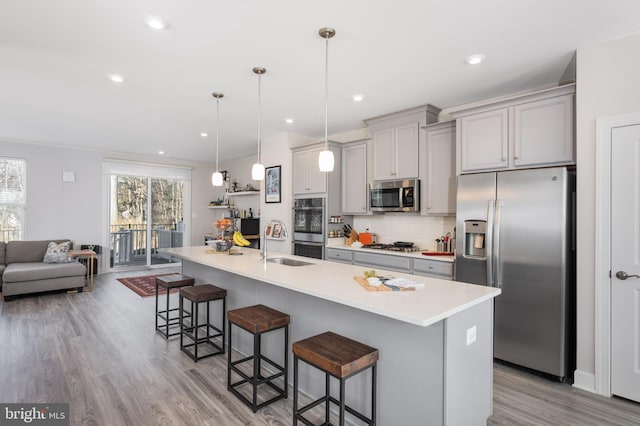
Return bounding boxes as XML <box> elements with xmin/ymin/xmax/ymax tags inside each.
<box><xmin>572</xmin><ymin>370</ymin><xmax>596</xmax><ymax>393</ymax></box>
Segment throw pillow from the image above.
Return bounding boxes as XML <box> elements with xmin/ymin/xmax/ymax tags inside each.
<box><xmin>43</xmin><ymin>241</ymin><xmax>72</xmax><ymax>263</ymax></box>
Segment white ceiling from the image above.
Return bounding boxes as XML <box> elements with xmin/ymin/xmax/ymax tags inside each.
<box><xmin>1</xmin><ymin>0</ymin><xmax>639</xmax><ymax>163</ymax></box>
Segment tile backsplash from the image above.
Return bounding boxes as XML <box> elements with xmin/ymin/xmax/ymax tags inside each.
<box><xmin>352</xmin><ymin>214</ymin><xmax>455</xmax><ymax>251</ymax></box>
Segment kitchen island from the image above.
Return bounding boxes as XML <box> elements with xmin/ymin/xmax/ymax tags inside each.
<box><xmin>161</xmin><ymin>246</ymin><xmax>500</xmax><ymax>426</ymax></box>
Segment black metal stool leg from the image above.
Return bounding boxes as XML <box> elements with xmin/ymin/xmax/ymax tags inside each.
<box><xmin>252</xmin><ymin>331</ymin><xmax>260</xmax><ymax>412</ymax></box>
<box><xmin>325</xmin><ymin>371</ymin><xmax>331</xmax><ymax>423</ymax></box>
<box><xmin>193</xmin><ymin>301</ymin><xmax>199</xmax><ymax>362</ymax></box>
<box><xmin>284</xmin><ymin>325</ymin><xmax>289</xmax><ymax>399</ymax></box>
<box><xmin>179</xmin><ymin>294</ymin><xmax>184</xmax><ymax>350</ymax></box>
<box><xmin>165</xmin><ymin>285</ymin><xmax>170</xmax><ymax>337</ymax></box>
<box><xmin>221</xmin><ymin>297</ymin><xmax>226</xmax><ymax>354</ymax></box>
<box><xmin>339</xmin><ymin>377</ymin><xmax>346</xmax><ymax>426</ymax></box>
<box><xmin>155</xmin><ymin>282</ymin><xmax>159</xmax><ymax>330</ymax></box>
<box><xmin>227</xmin><ymin>319</ymin><xmax>232</xmax><ymax>391</ymax></box>
<box><xmin>371</xmin><ymin>364</ymin><xmax>377</xmax><ymax>425</ymax></box>
<box><xmin>293</xmin><ymin>354</ymin><xmax>298</xmax><ymax>426</ymax></box>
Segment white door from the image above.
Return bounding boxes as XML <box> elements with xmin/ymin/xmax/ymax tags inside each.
<box><xmin>611</xmin><ymin>123</ymin><xmax>640</xmax><ymax>402</ymax></box>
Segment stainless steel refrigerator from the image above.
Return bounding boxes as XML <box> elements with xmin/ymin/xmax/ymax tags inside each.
<box><xmin>455</xmin><ymin>167</ymin><xmax>575</xmax><ymax>380</ymax></box>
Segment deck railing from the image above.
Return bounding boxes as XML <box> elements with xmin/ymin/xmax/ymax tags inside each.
<box><xmin>109</xmin><ymin>223</ymin><xmax>183</xmax><ymax>266</ymax></box>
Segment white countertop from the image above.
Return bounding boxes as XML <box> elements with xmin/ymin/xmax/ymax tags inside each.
<box><xmin>326</xmin><ymin>241</ymin><xmax>456</xmax><ymax>263</ymax></box>
<box><xmin>161</xmin><ymin>246</ymin><xmax>499</xmax><ymax>328</ymax></box>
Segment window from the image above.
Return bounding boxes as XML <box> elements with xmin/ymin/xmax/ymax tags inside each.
<box><xmin>0</xmin><ymin>157</ymin><xmax>26</xmax><ymax>242</ymax></box>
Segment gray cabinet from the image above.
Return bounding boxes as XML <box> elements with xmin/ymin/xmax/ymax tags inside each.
<box><xmin>373</xmin><ymin>123</ymin><xmax>419</xmax><ymax>180</ymax></box>
<box><xmin>365</xmin><ymin>105</ymin><xmax>441</xmax><ymax>182</ymax></box>
<box><xmin>341</xmin><ymin>142</ymin><xmax>369</xmax><ymax>215</ymax></box>
<box><xmin>353</xmin><ymin>251</ymin><xmax>412</xmax><ymax>273</ymax></box>
<box><xmin>293</xmin><ymin>146</ymin><xmax>327</xmax><ymax>195</ymax></box>
<box><xmin>453</xmin><ymin>84</ymin><xmax>575</xmax><ymax>174</ymax></box>
<box><xmin>413</xmin><ymin>258</ymin><xmax>454</xmax><ymax>279</ymax></box>
<box><xmin>422</xmin><ymin>121</ymin><xmax>456</xmax><ymax>216</ymax></box>
<box><xmin>326</xmin><ymin>247</ymin><xmax>353</xmax><ymax>264</ymax></box>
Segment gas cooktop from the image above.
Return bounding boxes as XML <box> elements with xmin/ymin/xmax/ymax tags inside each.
<box><xmin>361</xmin><ymin>243</ymin><xmax>421</xmax><ymax>253</ymax></box>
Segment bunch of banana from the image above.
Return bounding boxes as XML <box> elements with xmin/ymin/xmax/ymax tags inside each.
<box><xmin>233</xmin><ymin>231</ymin><xmax>251</xmax><ymax>247</ymax></box>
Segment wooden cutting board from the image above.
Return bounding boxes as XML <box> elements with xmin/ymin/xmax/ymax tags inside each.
<box><xmin>353</xmin><ymin>276</ymin><xmax>415</xmax><ymax>292</ymax></box>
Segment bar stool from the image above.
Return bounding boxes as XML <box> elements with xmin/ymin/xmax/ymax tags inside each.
<box><xmin>292</xmin><ymin>331</ymin><xmax>378</xmax><ymax>426</ymax></box>
<box><xmin>227</xmin><ymin>304</ymin><xmax>290</xmax><ymax>412</ymax></box>
<box><xmin>155</xmin><ymin>274</ymin><xmax>194</xmax><ymax>338</ymax></box>
<box><xmin>178</xmin><ymin>284</ymin><xmax>227</xmax><ymax>361</ymax></box>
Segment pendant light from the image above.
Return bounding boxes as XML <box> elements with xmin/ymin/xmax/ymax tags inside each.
<box><xmin>318</xmin><ymin>27</ymin><xmax>336</xmax><ymax>172</ymax></box>
<box><xmin>251</xmin><ymin>67</ymin><xmax>266</xmax><ymax>181</ymax></box>
<box><xmin>211</xmin><ymin>92</ymin><xmax>224</xmax><ymax>186</ymax></box>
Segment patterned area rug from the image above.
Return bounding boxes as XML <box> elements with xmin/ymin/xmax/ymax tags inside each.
<box><xmin>117</xmin><ymin>273</ymin><xmax>180</xmax><ymax>297</ymax></box>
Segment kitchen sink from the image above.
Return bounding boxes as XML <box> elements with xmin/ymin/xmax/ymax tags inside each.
<box><xmin>267</xmin><ymin>257</ymin><xmax>313</xmax><ymax>267</ymax></box>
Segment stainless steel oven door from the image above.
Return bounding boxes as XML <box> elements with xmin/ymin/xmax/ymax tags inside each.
<box><xmin>293</xmin><ymin>197</ymin><xmax>325</xmax><ymax>242</ymax></box>
<box><xmin>292</xmin><ymin>241</ymin><xmax>324</xmax><ymax>259</ymax></box>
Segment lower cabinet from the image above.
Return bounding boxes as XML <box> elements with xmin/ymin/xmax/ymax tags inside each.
<box><xmin>413</xmin><ymin>258</ymin><xmax>454</xmax><ymax>279</ymax></box>
<box><xmin>353</xmin><ymin>252</ymin><xmax>412</xmax><ymax>273</ymax></box>
<box><xmin>326</xmin><ymin>248</ymin><xmax>454</xmax><ymax>279</ymax></box>
<box><xmin>325</xmin><ymin>247</ymin><xmax>353</xmax><ymax>264</ymax></box>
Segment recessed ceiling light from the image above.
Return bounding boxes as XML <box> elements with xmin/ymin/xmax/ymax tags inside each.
<box><xmin>352</xmin><ymin>94</ymin><xmax>364</xmax><ymax>102</ymax></box>
<box><xmin>200</xmin><ymin>132</ymin><xmax>208</xmax><ymax>138</ymax></box>
<box><xmin>157</xmin><ymin>150</ymin><xmax>165</xmax><ymax>155</ymax></box>
<box><xmin>145</xmin><ymin>15</ymin><xmax>168</xmax><ymax>31</ymax></box>
<box><xmin>108</xmin><ymin>73</ymin><xmax>125</xmax><ymax>83</ymax></box>
<box><xmin>285</xmin><ymin>118</ymin><xmax>294</xmax><ymax>124</ymax></box>
<box><xmin>465</xmin><ymin>54</ymin><xmax>486</xmax><ymax>65</ymax></box>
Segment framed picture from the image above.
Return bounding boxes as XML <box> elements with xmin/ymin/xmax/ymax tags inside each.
<box><xmin>265</xmin><ymin>165</ymin><xmax>281</xmax><ymax>203</ymax></box>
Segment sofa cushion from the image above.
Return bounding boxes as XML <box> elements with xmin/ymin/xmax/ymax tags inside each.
<box><xmin>6</xmin><ymin>240</ymin><xmax>68</xmax><ymax>264</ymax></box>
<box><xmin>3</xmin><ymin>262</ymin><xmax>86</xmax><ymax>283</ymax></box>
<box><xmin>0</xmin><ymin>242</ymin><xmax>5</xmax><ymax>265</ymax></box>
<box><xmin>43</xmin><ymin>241</ymin><xmax>72</xmax><ymax>263</ymax></box>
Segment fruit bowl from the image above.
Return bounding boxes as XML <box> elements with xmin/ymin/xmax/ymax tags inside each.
<box><xmin>206</xmin><ymin>239</ymin><xmax>235</xmax><ymax>252</ymax></box>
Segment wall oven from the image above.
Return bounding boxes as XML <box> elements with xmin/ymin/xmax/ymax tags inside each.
<box><xmin>293</xmin><ymin>197</ymin><xmax>325</xmax><ymax>259</ymax></box>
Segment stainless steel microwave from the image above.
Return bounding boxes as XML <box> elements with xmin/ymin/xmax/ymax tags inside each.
<box><xmin>369</xmin><ymin>179</ymin><xmax>420</xmax><ymax>212</ymax></box>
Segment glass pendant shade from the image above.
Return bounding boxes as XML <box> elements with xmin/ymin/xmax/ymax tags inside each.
<box><xmin>252</xmin><ymin>163</ymin><xmax>265</xmax><ymax>181</ymax></box>
<box><xmin>318</xmin><ymin>150</ymin><xmax>334</xmax><ymax>172</ymax></box>
<box><xmin>211</xmin><ymin>171</ymin><xmax>223</xmax><ymax>186</ymax></box>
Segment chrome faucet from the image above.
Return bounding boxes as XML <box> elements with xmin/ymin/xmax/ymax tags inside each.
<box><xmin>261</xmin><ymin>219</ymin><xmax>288</xmax><ymax>262</ymax></box>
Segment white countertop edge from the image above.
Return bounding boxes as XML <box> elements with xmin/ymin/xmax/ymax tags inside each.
<box><xmin>162</xmin><ymin>246</ymin><xmax>499</xmax><ymax>327</ymax></box>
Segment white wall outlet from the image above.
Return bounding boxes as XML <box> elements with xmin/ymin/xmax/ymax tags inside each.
<box><xmin>365</xmin><ymin>224</ymin><xmax>372</xmax><ymax>232</ymax></box>
<box><xmin>466</xmin><ymin>325</ymin><xmax>477</xmax><ymax>346</ymax></box>
<box><xmin>62</xmin><ymin>171</ymin><xmax>75</xmax><ymax>182</ymax></box>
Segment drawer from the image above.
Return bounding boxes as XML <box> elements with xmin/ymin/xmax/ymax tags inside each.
<box><xmin>353</xmin><ymin>252</ymin><xmax>412</xmax><ymax>273</ymax></box>
<box><xmin>326</xmin><ymin>248</ymin><xmax>353</xmax><ymax>264</ymax></box>
<box><xmin>412</xmin><ymin>258</ymin><xmax>453</xmax><ymax>279</ymax></box>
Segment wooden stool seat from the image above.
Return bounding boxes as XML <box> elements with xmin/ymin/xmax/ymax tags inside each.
<box><xmin>292</xmin><ymin>331</ymin><xmax>379</xmax><ymax>378</ymax></box>
<box><xmin>179</xmin><ymin>284</ymin><xmax>226</xmax><ymax>302</ymax></box>
<box><xmin>293</xmin><ymin>332</ymin><xmax>378</xmax><ymax>426</ymax></box>
<box><xmin>179</xmin><ymin>284</ymin><xmax>226</xmax><ymax>362</ymax></box>
<box><xmin>227</xmin><ymin>304</ymin><xmax>290</xmax><ymax>333</ymax></box>
<box><xmin>155</xmin><ymin>274</ymin><xmax>194</xmax><ymax>339</ymax></box>
<box><xmin>156</xmin><ymin>274</ymin><xmax>195</xmax><ymax>289</ymax></box>
<box><xmin>227</xmin><ymin>304</ymin><xmax>290</xmax><ymax>412</ymax></box>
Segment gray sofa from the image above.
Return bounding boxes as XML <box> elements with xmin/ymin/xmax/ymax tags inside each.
<box><xmin>1</xmin><ymin>240</ymin><xmax>87</xmax><ymax>300</ymax></box>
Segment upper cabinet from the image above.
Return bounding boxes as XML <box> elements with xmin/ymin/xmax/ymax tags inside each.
<box><xmin>372</xmin><ymin>123</ymin><xmax>419</xmax><ymax>180</ymax></box>
<box><xmin>451</xmin><ymin>84</ymin><xmax>575</xmax><ymax>175</ymax></box>
<box><xmin>293</xmin><ymin>146</ymin><xmax>327</xmax><ymax>195</ymax></box>
<box><xmin>342</xmin><ymin>141</ymin><xmax>369</xmax><ymax>215</ymax></box>
<box><xmin>421</xmin><ymin>121</ymin><xmax>456</xmax><ymax>216</ymax></box>
<box><xmin>365</xmin><ymin>105</ymin><xmax>440</xmax><ymax>181</ymax></box>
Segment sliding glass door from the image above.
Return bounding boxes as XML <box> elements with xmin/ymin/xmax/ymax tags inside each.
<box><xmin>105</xmin><ymin>160</ymin><xmax>190</xmax><ymax>270</ymax></box>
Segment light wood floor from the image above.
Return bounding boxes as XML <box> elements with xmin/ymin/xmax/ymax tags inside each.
<box><xmin>1</xmin><ymin>269</ymin><xmax>640</xmax><ymax>426</ymax></box>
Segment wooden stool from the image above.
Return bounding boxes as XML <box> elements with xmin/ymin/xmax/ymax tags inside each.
<box><xmin>227</xmin><ymin>304</ymin><xmax>290</xmax><ymax>412</ymax></box>
<box><xmin>292</xmin><ymin>331</ymin><xmax>378</xmax><ymax>426</ymax></box>
<box><xmin>179</xmin><ymin>284</ymin><xmax>227</xmax><ymax>361</ymax></box>
<box><xmin>155</xmin><ymin>274</ymin><xmax>195</xmax><ymax>338</ymax></box>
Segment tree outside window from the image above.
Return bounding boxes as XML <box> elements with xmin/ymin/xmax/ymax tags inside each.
<box><xmin>0</xmin><ymin>157</ymin><xmax>26</xmax><ymax>242</ymax></box>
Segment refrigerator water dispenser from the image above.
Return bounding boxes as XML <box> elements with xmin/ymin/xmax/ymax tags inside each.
<box><xmin>463</xmin><ymin>220</ymin><xmax>486</xmax><ymax>259</ymax></box>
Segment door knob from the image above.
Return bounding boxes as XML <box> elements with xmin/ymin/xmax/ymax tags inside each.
<box><xmin>616</xmin><ymin>271</ymin><xmax>640</xmax><ymax>280</ymax></box>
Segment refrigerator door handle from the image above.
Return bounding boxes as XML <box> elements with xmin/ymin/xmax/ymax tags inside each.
<box><xmin>486</xmin><ymin>200</ymin><xmax>495</xmax><ymax>286</ymax></box>
<box><xmin>494</xmin><ymin>199</ymin><xmax>503</xmax><ymax>288</ymax></box>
